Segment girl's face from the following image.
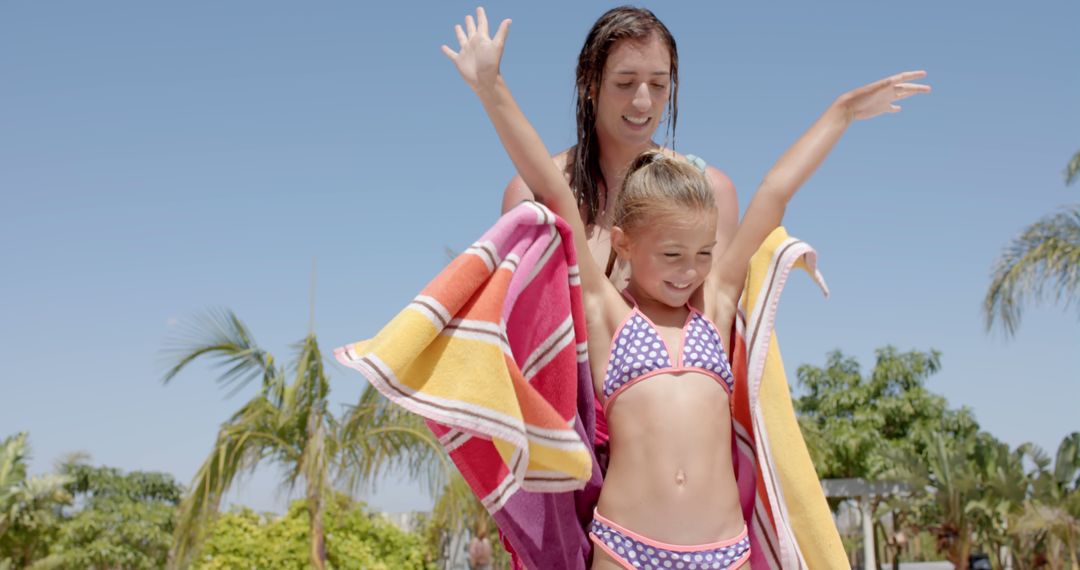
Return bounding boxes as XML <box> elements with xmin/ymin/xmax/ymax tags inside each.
<box><xmin>594</xmin><ymin>35</ymin><xmax>671</xmax><ymax>148</ymax></box>
<box><xmin>614</xmin><ymin>210</ymin><xmax>717</xmax><ymax>308</ymax></box>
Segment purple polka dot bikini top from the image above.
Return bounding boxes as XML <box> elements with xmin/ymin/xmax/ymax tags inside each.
<box><xmin>602</xmin><ymin>293</ymin><xmax>735</xmax><ymax>411</ymax></box>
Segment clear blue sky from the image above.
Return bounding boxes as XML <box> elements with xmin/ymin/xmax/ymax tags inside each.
<box><xmin>2</xmin><ymin>2</ymin><xmax>1077</xmax><ymax>514</ymax></box>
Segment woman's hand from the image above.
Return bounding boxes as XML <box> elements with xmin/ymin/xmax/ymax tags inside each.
<box><xmin>837</xmin><ymin>70</ymin><xmax>931</xmax><ymax>121</ymax></box>
<box><xmin>441</xmin><ymin>7</ymin><xmax>511</xmax><ymax>93</ymax></box>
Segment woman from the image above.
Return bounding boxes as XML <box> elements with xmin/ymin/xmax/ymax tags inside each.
<box><xmin>501</xmin><ymin>6</ymin><xmax>738</xmax><ymax>295</ymax></box>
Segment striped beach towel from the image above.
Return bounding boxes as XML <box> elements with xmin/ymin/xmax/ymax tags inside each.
<box><xmin>335</xmin><ymin>201</ymin><xmax>602</xmax><ymax>569</ymax></box>
<box><xmin>731</xmin><ymin>226</ymin><xmax>849</xmax><ymax>569</ymax></box>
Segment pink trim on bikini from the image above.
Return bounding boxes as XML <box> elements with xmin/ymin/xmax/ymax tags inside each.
<box><xmin>593</xmin><ymin>510</ymin><xmax>749</xmax><ymax>551</ymax></box>
<box><xmin>603</xmin><ymin>366</ymin><xmax>732</xmax><ymax>413</ymax></box>
<box><xmin>601</xmin><ymin>290</ymin><xmax>733</xmax><ymax>412</ymax></box>
<box><xmin>588</xmin><ymin>509</ymin><xmax>752</xmax><ymax>570</ymax></box>
<box><xmin>629</xmin><ymin>299</ymin><xmax>697</xmax><ymax>367</ymax></box>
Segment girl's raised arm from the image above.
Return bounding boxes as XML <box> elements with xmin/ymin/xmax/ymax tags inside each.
<box><xmin>443</xmin><ymin>8</ymin><xmax>613</xmax><ymax>301</ymax></box>
<box><xmin>710</xmin><ymin>71</ymin><xmax>931</xmax><ymax>307</ymax></box>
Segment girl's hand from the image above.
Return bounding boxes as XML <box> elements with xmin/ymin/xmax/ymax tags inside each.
<box><xmin>441</xmin><ymin>7</ymin><xmax>511</xmax><ymax>93</ymax></box>
<box><xmin>838</xmin><ymin>70</ymin><xmax>931</xmax><ymax>121</ymax></box>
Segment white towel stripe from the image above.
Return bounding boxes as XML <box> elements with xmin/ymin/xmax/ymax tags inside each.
<box><xmin>522</xmin><ymin>315</ymin><xmax>574</xmax><ymax>380</ymax></box>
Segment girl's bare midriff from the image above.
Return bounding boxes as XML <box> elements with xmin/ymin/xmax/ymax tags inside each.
<box><xmin>597</xmin><ymin>372</ymin><xmax>744</xmax><ymax>544</ymax></box>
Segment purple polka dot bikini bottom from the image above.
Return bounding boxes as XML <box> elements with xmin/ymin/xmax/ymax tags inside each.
<box><xmin>589</xmin><ymin>510</ymin><xmax>750</xmax><ymax>570</ymax></box>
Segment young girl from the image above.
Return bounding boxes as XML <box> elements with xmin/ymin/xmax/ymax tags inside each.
<box><xmin>502</xmin><ymin>8</ymin><xmax>737</xmax><ymax>468</ymax></box>
<box><xmin>443</xmin><ymin>8</ymin><xmax>929</xmax><ymax>570</ymax></box>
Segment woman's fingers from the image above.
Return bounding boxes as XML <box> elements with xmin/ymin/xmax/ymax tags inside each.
<box><xmin>465</xmin><ymin>14</ymin><xmax>477</xmax><ymax>37</ymax></box>
<box><xmin>441</xmin><ymin>45</ymin><xmax>458</xmax><ymax>60</ymax></box>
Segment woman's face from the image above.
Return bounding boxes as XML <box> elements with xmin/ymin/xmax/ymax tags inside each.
<box><xmin>594</xmin><ymin>34</ymin><xmax>672</xmax><ymax>148</ymax></box>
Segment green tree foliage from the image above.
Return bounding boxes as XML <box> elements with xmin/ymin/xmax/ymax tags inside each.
<box><xmin>965</xmin><ymin>436</ymin><xmax>1032</xmax><ymax>567</ymax></box>
<box><xmin>1012</xmin><ymin>433</ymin><xmax>1080</xmax><ymax>569</ymax></box>
<box><xmin>796</xmin><ymin>347</ymin><xmax>1080</xmax><ymax>566</ymax></box>
<box><xmin>195</xmin><ymin>495</ymin><xmax>434</xmax><ymax>570</ymax></box>
<box><xmin>2</xmin><ymin>438</ymin><xmax>185</xmax><ymax>570</ymax></box>
<box><xmin>795</xmin><ymin>347</ymin><xmax>980</xmax><ymax>565</ymax></box>
<box><xmin>162</xmin><ymin>310</ymin><xmax>447</xmax><ymax>569</ymax></box>
<box><xmin>985</xmin><ymin>151</ymin><xmax>1080</xmax><ymax>337</ymax></box>
<box><xmin>879</xmin><ymin>423</ymin><xmax>1079</xmax><ymax>567</ymax></box>
<box><xmin>0</xmin><ymin>436</ymin><xmax>439</xmax><ymax>570</ymax></box>
<box><xmin>0</xmin><ymin>434</ymin><xmax>72</xmax><ymax>568</ymax></box>
<box><xmin>795</xmin><ymin>347</ymin><xmax>978</xmax><ymax>480</ymax></box>
<box><xmin>893</xmin><ymin>433</ymin><xmax>992</xmax><ymax>568</ymax></box>
<box><xmin>792</xmin><ymin>348</ymin><xmax>1066</xmax><ymax>566</ymax></box>
<box><xmin>37</xmin><ymin>463</ymin><xmax>182</xmax><ymax>569</ymax></box>
<box><xmin>193</xmin><ymin>505</ymin><xmax>310</xmax><ymax>570</ymax></box>
<box><xmin>426</xmin><ymin>471</ymin><xmax>509</xmax><ymax>568</ymax></box>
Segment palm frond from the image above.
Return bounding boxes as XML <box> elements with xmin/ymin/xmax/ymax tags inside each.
<box><xmin>0</xmin><ymin>434</ymin><xmax>69</xmax><ymax>540</ymax></box>
<box><xmin>1014</xmin><ymin>501</ymin><xmax>1080</xmax><ymax>537</ymax></box>
<box><xmin>277</xmin><ymin>334</ymin><xmax>331</xmax><ymax>491</ymax></box>
<box><xmin>0</xmin><ymin>473</ymin><xmax>72</xmax><ymax>538</ymax></box>
<box><xmin>24</xmin><ymin>555</ymin><xmax>64</xmax><ymax>570</ymax></box>
<box><xmin>337</xmin><ymin>385</ymin><xmax>451</xmax><ymax>499</ymax></box>
<box><xmin>1054</xmin><ymin>432</ymin><xmax>1080</xmax><ymax>491</ymax></box>
<box><xmin>983</xmin><ymin>205</ymin><xmax>1080</xmax><ymax>336</ymax></box>
<box><xmin>161</xmin><ymin>308</ymin><xmax>281</xmax><ymax>395</ymax></box>
<box><xmin>51</xmin><ymin>451</ymin><xmax>90</xmax><ymax>473</ymax></box>
<box><xmin>429</xmin><ymin>470</ymin><xmax>489</xmax><ymax>536</ymax></box>
<box><xmin>289</xmin><ymin>335</ymin><xmax>329</xmax><ymax>415</ymax></box>
<box><xmin>169</xmin><ymin>395</ymin><xmax>295</xmax><ymax>567</ymax></box>
<box><xmin>1066</xmin><ymin>150</ymin><xmax>1080</xmax><ymax>186</ymax></box>
<box><xmin>1018</xmin><ymin>441</ymin><xmax>1051</xmax><ymax>473</ymax></box>
<box><xmin>0</xmin><ymin>433</ymin><xmax>29</xmax><ymax>492</ymax></box>
<box><xmin>162</xmin><ymin>310</ymin><xmax>451</xmax><ymax>570</ymax></box>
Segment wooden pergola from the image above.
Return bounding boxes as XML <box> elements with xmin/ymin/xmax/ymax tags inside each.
<box><xmin>822</xmin><ymin>478</ymin><xmax>913</xmax><ymax>569</ymax></box>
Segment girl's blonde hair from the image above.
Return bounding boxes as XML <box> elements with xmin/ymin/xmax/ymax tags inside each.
<box><xmin>612</xmin><ymin>151</ymin><xmax>715</xmax><ymax>235</ymax></box>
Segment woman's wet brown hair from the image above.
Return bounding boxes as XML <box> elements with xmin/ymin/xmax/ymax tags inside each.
<box><xmin>569</xmin><ymin>6</ymin><xmax>679</xmax><ymax>227</ymax></box>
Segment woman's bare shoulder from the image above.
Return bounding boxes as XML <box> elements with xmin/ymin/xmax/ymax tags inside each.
<box><xmin>551</xmin><ymin>148</ymin><xmax>572</xmax><ymax>170</ymax></box>
<box><xmin>660</xmin><ymin>148</ymin><xmax>736</xmax><ymax>206</ymax></box>
<box><xmin>501</xmin><ymin>148</ymin><xmax>574</xmax><ymax>213</ymax></box>
<box><xmin>704</xmin><ymin>164</ymin><xmax>735</xmax><ymax>196</ymax></box>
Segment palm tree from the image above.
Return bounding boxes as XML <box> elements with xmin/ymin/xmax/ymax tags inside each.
<box><xmin>1014</xmin><ymin>503</ymin><xmax>1079</xmax><ymax>570</ymax></box>
<box><xmin>890</xmin><ymin>434</ymin><xmax>983</xmax><ymax>568</ymax></box>
<box><xmin>0</xmin><ymin>433</ymin><xmax>72</xmax><ymax>568</ymax></box>
<box><xmin>985</xmin><ymin>151</ymin><xmax>1080</xmax><ymax>336</ymax></box>
<box><xmin>968</xmin><ymin>439</ymin><xmax>1035</xmax><ymax>568</ymax></box>
<box><xmin>1020</xmin><ymin>433</ymin><xmax>1080</xmax><ymax>569</ymax></box>
<box><xmin>163</xmin><ymin>310</ymin><xmax>448</xmax><ymax>570</ymax></box>
<box><xmin>422</xmin><ymin>471</ymin><xmax>513</xmax><ymax>570</ymax></box>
